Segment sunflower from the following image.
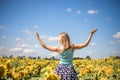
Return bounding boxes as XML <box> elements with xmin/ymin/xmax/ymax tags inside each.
<box><xmin>104</xmin><ymin>67</ymin><xmax>113</xmax><ymax>77</ymax></box>
<box><xmin>12</xmin><ymin>71</ymin><xmax>21</xmax><ymax>80</ymax></box>
<box><xmin>20</xmin><ymin>69</ymin><xmax>29</xmax><ymax>78</ymax></box>
<box><xmin>98</xmin><ymin>77</ymin><xmax>107</xmax><ymax>80</ymax></box>
<box><xmin>45</xmin><ymin>73</ymin><xmax>60</xmax><ymax>80</ymax></box>
<box><xmin>0</xmin><ymin>65</ymin><xmax>6</xmax><ymax>79</ymax></box>
<box><xmin>80</xmin><ymin>68</ymin><xmax>91</xmax><ymax>76</ymax></box>
<box><xmin>5</xmin><ymin>60</ymin><xmax>11</xmax><ymax>69</ymax></box>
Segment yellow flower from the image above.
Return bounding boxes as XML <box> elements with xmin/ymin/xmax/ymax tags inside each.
<box><xmin>101</xmin><ymin>66</ymin><xmax>107</xmax><ymax>71</ymax></box>
<box><xmin>20</xmin><ymin>69</ymin><xmax>29</xmax><ymax>78</ymax></box>
<box><xmin>98</xmin><ymin>77</ymin><xmax>107</xmax><ymax>80</ymax></box>
<box><xmin>80</xmin><ymin>68</ymin><xmax>91</xmax><ymax>76</ymax></box>
<box><xmin>104</xmin><ymin>67</ymin><xmax>113</xmax><ymax>77</ymax></box>
<box><xmin>33</xmin><ymin>69</ymin><xmax>38</xmax><ymax>75</ymax></box>
<box><xmin>45</xmin><ymin>73</ymin><xmax>60</xmax><ymax>80</ymax></box>
<box><xmin>27</xmin><ymin>66</ymin><xmax>34</xmax><ymax>72</ymax></box>
<box><xmin>0</xmin><ymin>65</ymin><xmax>6</xmax><ymax>79</ymax></box>
<box><xmin>117</xmin><ymin>68</ymin><xmax>120</xmax><ymax>72</ymax></box>
<box><xmin>5</xmin><ymin>60</ymin><xmax>11</xmax><ymax>69</ymax></box>
<box><xmin>12</xmin><ymin>72</ymin><xmax>21</xmax><ymax>80</ymax></box>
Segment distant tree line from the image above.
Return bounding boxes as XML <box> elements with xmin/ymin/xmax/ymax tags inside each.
<box><xmin>0</xmin><ymin>55</ymin><xmax>120</xmax><ymax>60</ymax></box>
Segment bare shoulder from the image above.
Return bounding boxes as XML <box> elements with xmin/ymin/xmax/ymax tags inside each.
<box><xmin>71</xmin><ymin>44</ymin><xmax>75</xmax><ymax>52</ymax></box>
<box><xmin>71</xmin><ymin>43</ymin><xmax>87</xmax><ymax>50</ymax></box>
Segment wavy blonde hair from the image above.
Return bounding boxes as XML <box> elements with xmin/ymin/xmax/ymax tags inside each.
<box><xmin>59</xmin><ymin>32</ymin><xmax>72</xmax><ymax>50</ymax></box>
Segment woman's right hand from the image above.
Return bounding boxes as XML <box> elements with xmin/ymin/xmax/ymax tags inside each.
<box><xmin>35</xmin><ymin>32</ymin><xmax>40</xmax><ymax>39</ymax></box>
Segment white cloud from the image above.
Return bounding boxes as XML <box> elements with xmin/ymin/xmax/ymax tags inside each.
<box><xmin>66</xmin><ymin>8</ymin><xmax>72</xmax><ymax>12</ymax></box>
<box><xmin>2</xmin><ymin>36</ymin><xmax>6</xmax><ymax>38</ymax></box>
<box><xmin>20</xmin><ymin>43</ymin><xmax>29</xmax><ymax>48</ymax></box>
<box><xmin>0</xmin><ymin>46</ymin><xmax>5</xmax><ymax>50</ymax></box>
<box><xmin>26</xmin><ymin>38</ymin><xmax>32</xmax><ymax>41</ymax></box>
<box><xmin>40</xmin><ymin>35</ymin><xmax>58</xmax><ymax>42</ymax></box>
<box><xmin>16</xmin><ymin>38</ymin><xmax>29</xmax><ymax>48</ymax></box>
<box><xmin>113</xmin><ymin>32</ymin><xmax>120</xmax><ymax>39</ymax></box>
<box><xmin>41</xmin><ymin>35</ymin><xmax>47</xmax><ymax>38</ymax></box>
<box><xmin>87</xmin><ymin>10</ymin><xmax>98</xmax><ymax>15</ymax></box>
<box><xmin>110</xmin><ymin>40</ymin><xmax>120</xmax><ymax>44</ymax></box>
<box><xmin>9</xmin><ymin>47</ymin><xmax>22</xmax><ymax>52</ymax></box>
<box><xmin>110</xmin><ymin>41</ymin><xmax>114</xmax><ymax>44</ymax></box>
<box><xmin>16</xmin><ymin>37</ymin><xmax>21</xmax><ymax>41</ymax></box>
<box><xmin>34</xmin><ymin>44</ymin><xmax>40</xmax><ymax>48</ymax></box>
<box><xmin>0</xmin><ymin>46</ymin><xmax>57</xmax><ymax>58</ymax></box>
<box><xmin>112</xmin><ymin>49</ymin><xmax>120</xmax><ymax>56</ymax></box>
<box><xmin>25</xmin><ymin>30</ymin><xmax>31</xmax><ymax>34</ymax></box>
<box><xmin>88</xmin><ymin>51</ymin><xmax>93</xmax><ymax>55</ymax></box>
<box><xmin>0</xmin><ymin>47</ymin><xmax>9</xmax><ymax>56</ymax></box>
<box><xmin>34</xmin><ymin>25</ymin><xmax>38</xmax><ymax>28</ymax></box>
<box><xmin>90</xmin><ymin>42</ymin><xmax>96</xmax><ymax>46</ymax></box>
<box><xmin>117</xmin><ymin>40</ymin><xmax>120</xmax><ymax>43</ymax></box>
<box><xmin>22</xmin><ymin>48</ymin><xmax>52</xmax><ymax>58</ymax></box>
<box><xmin>0</xmin><ymin>26</ymin><xmax>4</xmax><ymax>30</ymax></box>
<box><xmin>50</xmin><ymin>52</ymin><xmax>58</xmax><ymax>57</ymax></box>
<box><xmin>106</xmin><ymin>17</ymin><xmax>112</xmax><ymax>21</ymax></box>
<box><xmin>48</xmin><ymin>36</ymin><xmax>58</xmax><ymax>41</ymax></box>
<box><xmin>23</xmin><ymin>48</ymin><xmax>36</xmax><ymax>54</ymax></box>
<box><xmin>22</xmin><ymin>30</ymin><xmax>31</xmax><ymax>34</ymax></box>
<box><xmin>76</xmin><ymin>10</ymin><xmax>81</xmax><ymax>14</ymax></box>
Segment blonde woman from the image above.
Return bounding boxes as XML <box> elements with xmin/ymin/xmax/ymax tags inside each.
<box><xmin>35</xmin><ymin>28</ymin><xmax>97</xmax><ymax>80</ymax></box>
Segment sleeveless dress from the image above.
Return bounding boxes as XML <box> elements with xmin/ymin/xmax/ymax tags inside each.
<box><xmin>54</xmin><ymin>48</ymin><xmax>78</xmax><ymax>80</ymax></box>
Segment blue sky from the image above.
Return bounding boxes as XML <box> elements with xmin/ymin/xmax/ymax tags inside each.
<box><xmin>0</xmin><ymin>0</ymin><xmax>120</xmax><ymax>59</ymax></box>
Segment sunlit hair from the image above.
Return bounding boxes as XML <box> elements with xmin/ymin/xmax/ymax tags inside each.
<box><xmin>59</xmin><ymin>32</ymin><xmax>72</xmax><ymax>50</ymax></box>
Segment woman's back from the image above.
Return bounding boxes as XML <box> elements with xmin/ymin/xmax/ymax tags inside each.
<box><xmin>59</xmin><ymin>48</ymin><xmax>73</xmax><ymax>66</ymax></box>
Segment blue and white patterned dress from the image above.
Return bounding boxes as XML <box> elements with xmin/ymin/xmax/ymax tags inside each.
<box><xmin>54</xmin><ymin>48</ymin><xmax>78</xmax><ymax>80</ymax></box>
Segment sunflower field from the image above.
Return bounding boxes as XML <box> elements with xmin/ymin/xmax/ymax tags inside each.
<box><xmin>0</xmin><ymin>56</ymin><xmax>120</xmax><ymax>80</ymax></box>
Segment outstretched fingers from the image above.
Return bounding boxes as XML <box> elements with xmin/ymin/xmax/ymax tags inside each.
<box><xmin>35</xmin><ymin>32</ymin><xmax>40</xmax><ymax>39</ymax></box>
<box><xmin>91</xmin><ymin>28</ymin><xmax>97</xmax><ymax>34</ymax></box>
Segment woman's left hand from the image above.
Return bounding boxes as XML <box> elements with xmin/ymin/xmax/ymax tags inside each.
<box><xmin>91</xmin><ymin>28</ymin><xmax>97</xmax><ymax>35</ymax></box>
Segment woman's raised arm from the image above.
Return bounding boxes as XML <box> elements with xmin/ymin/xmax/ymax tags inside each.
<box><xmin>35</xmin><ymin>32</ymin><xmax>60</xmax><ymax>52</ymax></box>
<box><xmin>73</xmin><ymin>28</ymin><xmax>97</xmax><ymax>50</ymax></box>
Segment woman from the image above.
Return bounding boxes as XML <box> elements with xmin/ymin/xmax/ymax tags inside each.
<box><xmin>35</xmin><ymin>28</ymin><xmax>97</xmax><ymax>80</ymax></box>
